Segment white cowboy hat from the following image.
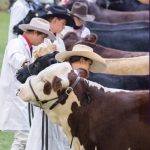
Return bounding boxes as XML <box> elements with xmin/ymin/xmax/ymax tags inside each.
<box><xmin>55</xmin><ymin>44</ymin><xmax>106</xmax><ymax>73</ymax></box>
<box><xmin>70</xmin><ymin>2</ymin><xmax>95</xmax><ymax>22</ymax></box>
<box><xmin>19</xmin><ymin>17</ymin><xmax>55</xmax><ymax>38</ymax></box>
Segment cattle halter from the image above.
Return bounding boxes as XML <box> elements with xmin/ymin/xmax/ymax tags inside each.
<box><xmin>28</xmin><ymin>76</ymin><xmax>80</xmax><ymax>109</ymax></box>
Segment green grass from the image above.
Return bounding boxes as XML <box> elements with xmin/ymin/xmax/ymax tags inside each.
<box><xmin>0</xmin><ymin>131</ymin><xmax>14</xmax><ymax>150</ymax></box>
<box><xmin>0</xmin><ymin>10</ymin><xmax>14</xmax><ymax>150</ymax></box>
<box><xmin>0</xmin><ymin>0</ymin><xmax>9</xmax><ymax>11</ymax></box>
<box><xmin>0</xmin><ymin>11</ymin><xmax>9</xmax><ymax>60</ymax></box>
<box><xmin>0</xmin><ymin>11</ymin><xmax>9</xmax><ymax>68</ymax></box>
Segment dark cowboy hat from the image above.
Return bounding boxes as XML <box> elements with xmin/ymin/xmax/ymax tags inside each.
<box><xmin>70</xmin><ymin>2</ymin><xmax>95</xmax><ymax>22</ymax></box>
<box><xmin>42</xmin><ymin>5</ymin><xmax>75</xmax><ymax>27</ymax></box>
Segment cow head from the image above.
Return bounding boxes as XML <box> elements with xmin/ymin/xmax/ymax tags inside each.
<box><xmin>63</xmin><ymin>32</ymin><xmax>98</xmax><ymax>51</ymax></box>
<box><xmin>17</xmin><ymin>62</ymin><xmax>72</xmax><ymax>108</ymax></box>
<box><xmin>16</xmin><ymin>52</ymin><xmax>57</xmax><ymax>83</ymax></box>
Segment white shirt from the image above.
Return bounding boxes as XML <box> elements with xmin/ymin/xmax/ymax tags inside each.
<box><xmin>61</xmin><ymin>25</ymin><xmax>91</xmax><ymax>38</ymax></box>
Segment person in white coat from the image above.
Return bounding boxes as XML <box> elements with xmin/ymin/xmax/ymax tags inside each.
<box><xmin>25</xmin><ymin>5</ymin><xmax>75</xmax><ymax>150</ymax></box>
<box><xmin>61</xmin><ymin>2</ymin><xmax>95</xmax><ymax>38</ymax></box>
<box><xmin>8</xmin><ymin>0</ymin><xmax>30</xmax><ymax>41</ymax></box>
<box><xmin>0</xmin><ymin>17</ymin><xmax>53</xmax><ymax>150</ymax></box>
<box><xmin>8</xmin><ymin>0</ymin><xmax>42</xmax><ymax>41</ymax></box>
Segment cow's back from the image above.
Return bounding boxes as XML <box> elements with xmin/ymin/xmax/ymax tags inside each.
<box><xmin>86</xmin><ymin>21</ymin><xmax>149</xmax><ymax>52</ymax></box>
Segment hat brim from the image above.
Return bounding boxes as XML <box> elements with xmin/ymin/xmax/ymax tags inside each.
<box><xmin>55</xmin><ymin>51</ymin><xmax>106</xmax><ymax>73</ymax></box>
<box><xmin>42</xmin><ymin>14</ymin><xmax>75</xmax><ymax>27</ymax></box>
<box><xmin>70</xmin><ymin>12</ymin><xmax>95</xmax><ymax>22</ymax></box>
<box><xmin>19</xmin><ymin>24</ymin><xmax>55</xmax><ymax>39</ymax></box>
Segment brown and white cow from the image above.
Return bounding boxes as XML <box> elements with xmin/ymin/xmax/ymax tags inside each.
<box><xmin>17</xmin><ymin>62</ymin><xmax>150</xmax><ymax>150</ymax></box>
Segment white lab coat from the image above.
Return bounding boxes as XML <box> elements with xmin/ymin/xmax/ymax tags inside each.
<box><xmin>25</xmin><ymin>37</ymin><xmax>70</xmax><ymax>150</ymax></box>
<box><xmin>8</xmin><ymin>0</ymin><xmax>30</xmax><ymax>41</ymax></box>
<box><xmin>0</xmin><ymin>35</ymin><xmax>32</xmax><ymax>131</ymax></box>
<box><xmin>25</xmin><ymin>108</ymin><xmax>70</xmax><ymax>150</ymax></box>
<box><xmin>61</xmin><ymin>25</ymin><xmax>91</xmax><ymax>38</ymax></box>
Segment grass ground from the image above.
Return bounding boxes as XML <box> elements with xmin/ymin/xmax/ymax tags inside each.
<box><xmin>0</xmin><ymin>131</ymin><xmax>14</xmax><ymax>150</ymax></box>
<box><xmin>0</xmin><ymin>0</ymin><xmax>9</xmax><ymax>11</ymax></box>
<box><xmin>0</xmin><ymin>11</ymin><xmax>9</xmax><ymax>68</ymax></box>
<box><xmin>0</xmin><ymin>9</ymin><xmax>14</xmax><ymax>150</ymax></box>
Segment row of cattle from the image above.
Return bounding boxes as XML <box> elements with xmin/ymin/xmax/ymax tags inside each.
<box><xmin>16</xmin><ymin>51</ymin><xmax>149</xmax><ymax>89</ymax></box>
<box><xmin>64</xmin><ymin>0</ymin><xmax>149</xmax><ymax>52</ymax></box>
<box><xmin>16</xmin><ymin>33</ymin><xmax>149</xmax><ymax>89</ymax></box>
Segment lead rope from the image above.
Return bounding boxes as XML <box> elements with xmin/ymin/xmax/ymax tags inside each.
<box><xmin>41</xmin><ymin>111</ymin><xmax>49</xmax><ymax>150</ymax></box>
<box><xmin>28</xmin><ymin>103</ymin><xmax>32</xmax><ymax>127</ymax></box>
<box><xmin>31</xmin><ymin>104</ymin><xmax>34</xmax><ymax>118</ymax></box>
<box><xmin>45</xmin><ymin>114</ymin><xmax>48</xmax><ymax>150</ymax></box>
<box><xmin>41</xmin><ymin>111</ymin><xmax>45</xmax><ymax>150</ymax></box>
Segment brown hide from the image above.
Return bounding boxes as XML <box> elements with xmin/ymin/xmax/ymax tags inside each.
<box><xmin>63</xmin><ymin>32</ymin><xmax>97</xmax><ymax>51</ymax></box>
<box><xmin>43</xmin><ymin>81</ymin><xmax>51</xmax><ymax>95</ymax></box>
<box><xmin>86</xmin><ymin>1</ymin><xmax>149</xmax><ymax>23</ymax></box>
<box><xmin>63</xmin><ymin>32</ymin><xmax>148</xmax><ymax>58</ymax></box>
<box><xmin>63</xmin><ymin>71</ymin><xmax>150</xmax><ymax>150</ymax></box>
<box><xmin>77</xmin><ymin>41</ymin><xmax>148</xmax><ymax>58</ymax></box>
<box><xmin>93</xmin><ymin>5</ymin><xmax>149</xmax><ymax>23</ymax></box>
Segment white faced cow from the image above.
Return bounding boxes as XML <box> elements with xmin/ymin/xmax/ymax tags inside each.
<box><xmin>18</xmin><ymin>62</ymin><xmax>150</xmax><ymax>150</ymax></box>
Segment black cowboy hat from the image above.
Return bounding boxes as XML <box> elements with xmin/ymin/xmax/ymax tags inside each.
<box><xmin>42</xmin><ymin>5</ymin><xmax>75</xmax><ymax>27</ymax></box>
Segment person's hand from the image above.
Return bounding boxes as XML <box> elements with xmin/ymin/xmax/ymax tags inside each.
<box><xmin>47</xmin><ymin>44</ymin><xmax>57</xmax><ymax>52</ymax></box>
<box><xmin>33</xmin><ymin>44</ymin><xmax>57</xmax><ymax>59</ymax></box>
<box><xmin>21</xmin><ymin>58</ymin><xmax>30</xmax><ymax>67</ymax></box>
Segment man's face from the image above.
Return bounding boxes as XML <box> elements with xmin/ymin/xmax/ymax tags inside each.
<box><xmin>71</xmin><ymin>57</ymin><xmax>92</xmax><ymax>74</ymax></box>
<box><xmin>73</xmin><ymin>16</ymin><xmax>84</xmax><ymax>27</ymax></box>
<box><xmin>32</xmin><ymin>31</ymin><xmax>47</xmax><ymax>46</ymax></box>
<box><xmin>50</xmin><ymin>17</ymin><xmax>67</xmax><ymax>33</ymax></box>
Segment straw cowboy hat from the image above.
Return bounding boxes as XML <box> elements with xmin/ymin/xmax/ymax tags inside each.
<box><xmin>19</xmin><ymin>17</ymin><xmax>55</xmax><ymax>38</ymax></box>
<box><xmin>55</xmin><ymin>44</ymin><xmax>106</xmax><ymax>73</ymax></box>
<box><xmin>70</xmin><ymin>2</ymin><xmax>95</xmax><ymax>22</ymax></box>
<box><xmin>42</xmin><ymin>5</ymin><xmax>75</xmax><ymax>27</ymax></box>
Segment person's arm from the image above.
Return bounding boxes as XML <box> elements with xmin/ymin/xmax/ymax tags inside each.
<box><xmin>6</xmin><ymin>42</ymin><xmax>27</xmax><ymax>69</ymax></box>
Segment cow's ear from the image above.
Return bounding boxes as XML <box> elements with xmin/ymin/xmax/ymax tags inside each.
<box><xmin>84</xmin><ymin>33</ymin><xmax>98</xmax><ymax>44</ymax></box>
<box><xmin>52</xmin><ymin>76</ymin><xmax>62</xmax><ymax>92</ymax></box>
<box><xmin>43</xmin><ymin>81</ymin><xmax>51</xmax><ymax>95</ymax></box>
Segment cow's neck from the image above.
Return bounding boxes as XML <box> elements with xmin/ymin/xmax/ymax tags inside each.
<box><xmin>47</xmin><ymin>91</ymin><xmax>82</xmax><ymax>149</ymax></box>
